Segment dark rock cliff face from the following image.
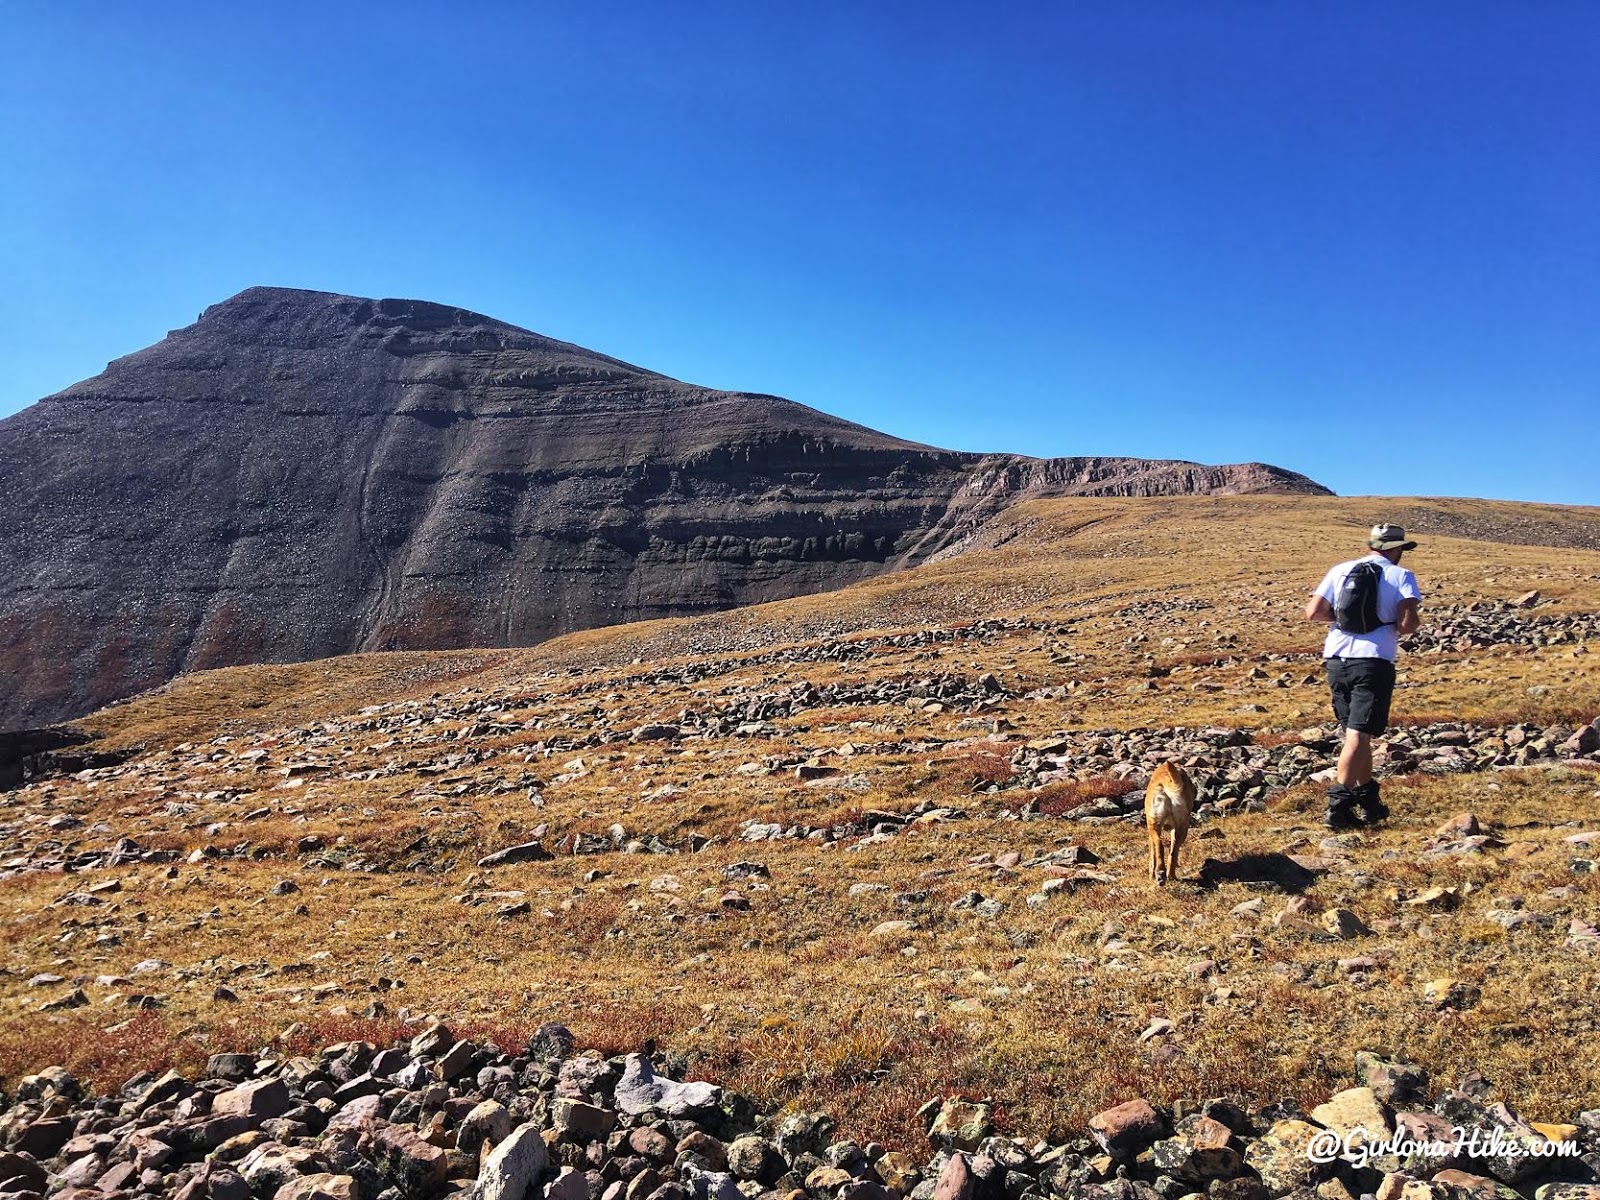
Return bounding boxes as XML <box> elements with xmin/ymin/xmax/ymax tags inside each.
<box><xmin>0</xmin><ymin>287</ymin><xmax>1329</xmax><ymax>728</ymax></box>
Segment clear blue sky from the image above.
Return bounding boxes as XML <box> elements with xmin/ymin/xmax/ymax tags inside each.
<box><xmin>2</xmin><ymin>2</ymin><xmax>1596</xmax><ymax>503</ymax></box>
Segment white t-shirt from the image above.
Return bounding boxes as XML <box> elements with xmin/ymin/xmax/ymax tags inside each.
<box><xmin>1314</xmin><ymin>554</ymin><xmax>1423</xmax><ymax>661</ymax></box>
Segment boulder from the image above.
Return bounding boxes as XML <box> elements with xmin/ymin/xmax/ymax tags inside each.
<box><xmin>477</xmin><ymin>843</ymin><xmax>553</xmax><ymax>868</ymax></box>
<box><xmin>1563</xmin><ymin>726</ymin><xmax>1600</xmax><ymax>756</ymax></box>
<box><xmin>96</xmin><ymin>1161</ymin><xmax>142</xmax><ymax>1194</ymax></box>
<box><xmin>929</xmin><ymin>1100</ymin><xmax>993</xmax><ymax>1152</ymax></box>
<box><xmin>409</xmin><ymin>1024</ymin><xmax>454</xmax><ymax>1059</ymax></box>
<box><xmin>1430</xmin><ymin>1172</ymin><xmax>1522</xmax><ymax>1200</ymax></box>
<box><xmin>1320</xmin><ymin>909</ymin><xmax>1372</xmax><ymax>940</ymax></box>
<box><xmin>1088</xmin><ymin>1100</ymin><xmax>1165</xmax><ymax>1159</ymax></box>
<box><xmin>774</xmin><ymin>1115</ymin><xmax>836</xmax><ymax>1160</ymax></box>
<box><xmin>475</xmin><ymin>1122</ymin><xmax>550</xmax><ymax>1200</ymax></box>
<box><xmin>726</xmin><ymin>1138</ymin><xmax>785</xmax><ymax>1185</ymax></box>
<box><xmin>676</xmin><ymin>1132</ymin><xmax>728</xmax><ymax>1173</ymax></box>
<box><xmin>838</xmin><ymin>1184</ymin><xmax>895</xmax><ymax>1200</ymax></box>
<box><xmin>1243</xmin><ymin>1120</ymin><xmax>1326</xmax><ymax>1197</ymax></box>
<box><xmin>551</xmin><ymin>1100</ymin><xmax>616</xmax><ymax>1142</ymax></box>
<box><xmin>458</xmin><ymin>1101</ymin><xmax>513</xmax><ymax>1157</ymax></box>
<box><xmin>1310</xmin><ymin>1088</ymin><xmax>1393</xmax><ymax>1147</ymax></box>
<box><xmin>1210</xmin><ymin>1180</ymin><xmax>1273</xmax><ymax>1200</ymax></box>
<box><xmin>438</xmin><ymin>1041</ymin><xmax>478</xmax><ymax>1082</ymax></box>
<box><xmin>628</xmin><ymin>1130</ymin><xmax>674</xmax><ymax>1163</ymax></box>
<box><xmin>872</xmin><ymin>1152</ymin><xmax>920</xmax><ymax>1194</ymax></box>
<box><xmin>1374</xmin><ymin>1174</ymin><xmax>1444</xmax><ymax>1200</ymax></box>
<box><xmin>274</xmin><ymin>1175</ymin><xmax>364</xmax><ymax>1200</ymax></box>
<box><xmin>14</xmin><ymin>1067</ymin><xmax>81</xmax><ymax>1103</ymax></box>
<box><xmin>614</xmin><ymin>1057</ymin><xmax>721</xmax><ymax>1117</ymax></box>
<box><xmin>930</xmin><ymin>1155</ymin><xmax>974</xmax><ymax>1200</ymax></box>
<box><xmin>11</xmin><ymin>1118</ymin><xmax>71</xmax><ymax>1159</ymax></box>
<box><xmin>1433</xmin><ymin>1096</ymin><xmax>1549</xmax><ymax>1184</ymax></box>
<box><xmin>241</xmin><ymin>1145</ymin><xmax>328</xmax><ymax>1195</ymax></box>
<box><xmin>0</xmin><ymin>1152</ymin><xmax>47</xmax><ymax>1193</ymax></box>
<box><xmin>678</xmin><ymin>1166</ymin><xmax>741</xmax><ymax>1200</ymax></box>
<box><xmin>1355</xmin><ymin>1054</ymin><xmax>1428</xmax><ymax>1105</ymax></box>
<box><xmin>57</xmin><ymin>1154</ymin><xmax>106</xmax><ymax>1189</ymax></box>
<box><xmin>208</xmin><ymin>1055</ymin><xmax>259</xmax><ymax>1083</ymax></box>
<box><xmin>372</xmin><ymin>1126</ymin><xmax>450</xmax><ymax>1199</ymax></box>
<box><xmin>546</xmin><ymin>1168</ymin><xmax>591</xmax><ymax>1200</ymax></box>
<box><xmin>1151</xmin><ymin>1116</ymin><xmax>1242</xmax><ymax>1183</ymax></box>
<box><xmin>214</xmin><ymin>1079</ymin><xmax>293</xmax><ymax>1121</ymax></box>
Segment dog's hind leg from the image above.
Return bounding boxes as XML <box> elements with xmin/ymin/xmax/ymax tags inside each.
<box><xmin>1168</xmin><ymin>824</ymin><xmax>1187</xmax><ymax>883</ymax></box>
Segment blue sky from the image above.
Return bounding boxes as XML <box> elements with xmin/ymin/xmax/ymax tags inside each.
<box><xmin>2</xmin><ymin>2</ymin><xmax>1596</xmax><ymax>503</ymax></box>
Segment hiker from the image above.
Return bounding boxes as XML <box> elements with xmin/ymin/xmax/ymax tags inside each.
<box><xmin>1305</xmin><ymin>523</ymin><xmax>1423</xmax><ymax>829</ymax></box>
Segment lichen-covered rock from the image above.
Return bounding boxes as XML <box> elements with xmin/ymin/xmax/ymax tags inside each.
<box><xmin>1432</xmin><ymin>1095</ymin><xmax>1549</xmax><ymax>1184</ymax></box>
<box><xmin>1243</xmin><ymin>1120</ymin><xmax>1326</xmax><ymax>1197</ymax></box>
<box><xmin>371</xmin><ymin>1126</ymin><xmax>450</xmax><ymax>1199</ymax></box>
<box><xmin>928</xmin><ymin>1101</ymin><xmax>993</xmax><ymax>1153</ymax></box>
<box><xmin>726</xmin><ymin>1138</ymin><xmax>786</xmax><ymax>1185</ymax></box>
<box><xmin>1152</xmin><ymin>1115</ymin><xmax>1242</xmax><ymax>1183</ymax></box>
<box><xmin>1355</xmin><ymin>1054</ymin><xmax>1429</xmax><ymax>1105</ymax></box>
<box><xmin>1430</xmin><ymin>1171</ymin><xmax>1522</xmax><ymax>1200</ymax></box>
<box><xmin>1311</xmin><ymin>1088</ymin><xmax>1393</xmax><ymax>1146</ymax></box>
<box><xmin>1534</xmin><ymin>1187</ymin><xmax>1600</xmax><ymax>1200</ymax></box>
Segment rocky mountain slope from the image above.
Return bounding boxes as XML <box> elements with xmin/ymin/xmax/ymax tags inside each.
<box><xmin>3</xmin><ymin>493</ymin><xmax>1598</xmax><ymax>1149</ymax></box>
<box><xmin>0</xmin><ymin>288</ymin><xmax>1326</xmax><ymax>729</ymax></box>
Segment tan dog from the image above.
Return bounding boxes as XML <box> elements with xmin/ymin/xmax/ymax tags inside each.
<box><xmin>1144</xmin><ymin>761</ymin><xmax>1196</xmax><ymax>885</ymax></box>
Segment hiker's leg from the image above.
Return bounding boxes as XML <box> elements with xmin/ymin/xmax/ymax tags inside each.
<box><xmin>1337</xmin><ymin>728</ymin><xmax>1372</xmax><ymax>789</ymax></box>
<box><xmin>1345</xmin><ymin>659</ymin><xmax>1394</xmax><ymax>823</ymax></box>
<box><xmin>1323</xmin><ymin>659</ymin><xmax>1362</xmax><ymax>828</ymax></box>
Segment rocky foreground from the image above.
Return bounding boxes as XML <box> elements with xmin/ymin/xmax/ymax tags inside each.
<box><xmin>3</xmin><ymin>1024</ymin><xmax>1598</xmax><ymax>1200</ymax></box>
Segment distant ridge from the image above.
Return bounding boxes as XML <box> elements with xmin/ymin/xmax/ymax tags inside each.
<box><xmin>0</xmin><ymin>286</ymin><xmax>1329</xmax><ymax>728</ymax></box>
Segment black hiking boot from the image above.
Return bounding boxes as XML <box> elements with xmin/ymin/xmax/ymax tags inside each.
<box><xmin>1324</xmin><ymin>785</ymin><xmax>1362</xmax><ymax>831</ymax></box>
<box><xmin>1354</xmin><ymin>780</ymin><xmax>1390</xmax><ymax>826</ymax></box>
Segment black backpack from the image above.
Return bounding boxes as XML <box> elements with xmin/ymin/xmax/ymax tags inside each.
<box><xmin>1334</xmin><ymin>560</ymin><xmax>1388</xmax><ymax>634</ymax></box>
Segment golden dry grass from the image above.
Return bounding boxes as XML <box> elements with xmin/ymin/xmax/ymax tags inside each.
<box><xmin>7</xmin><ymin>493</ymin><xmax>1599</xmax><ymax>1151</ymax></box>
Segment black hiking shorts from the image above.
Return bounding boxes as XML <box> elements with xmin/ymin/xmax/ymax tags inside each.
<box><xmin>1325</xmin><ymin>657</ymin><xmax>1397</xmax><ymax>735</ymax></box>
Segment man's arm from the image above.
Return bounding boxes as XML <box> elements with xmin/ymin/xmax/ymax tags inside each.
<box><xmin>1308</xmin><ymin>566</ymin><xmax>1339</xmax><ymax>622</ymax></box>
<box><xmin>1395</xmin><ymin>597</ymin><xmax>1421</xmax><ymax>635</ymax></box>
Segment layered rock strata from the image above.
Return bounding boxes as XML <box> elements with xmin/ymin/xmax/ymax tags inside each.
<box><xmin>0</xmin><ymin>288</ymin><xmax>1327</xmax><ymax>727</ymax></box>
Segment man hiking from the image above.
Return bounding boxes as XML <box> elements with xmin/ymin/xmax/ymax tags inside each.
<box><xmin>1305</xmin><ymin>523</ymin><xmax>1423</xmax><ymax>829</ymax></box>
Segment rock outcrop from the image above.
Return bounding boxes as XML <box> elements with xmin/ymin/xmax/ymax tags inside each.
<box><xmin>0</xmin><ymin>287</ymin><xmax>1328</xmax><ymax>728</ymax></box>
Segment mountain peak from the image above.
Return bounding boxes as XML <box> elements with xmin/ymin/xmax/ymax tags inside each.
<box><xmin>1</xmin><ymin>285</ymin><xmax>1330</xmax><ymax>729</ymax></box>
<box><xmin>180</xmin><ymin>286</ymin><xmax>651</xmax><ymax>374</ymax></box>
